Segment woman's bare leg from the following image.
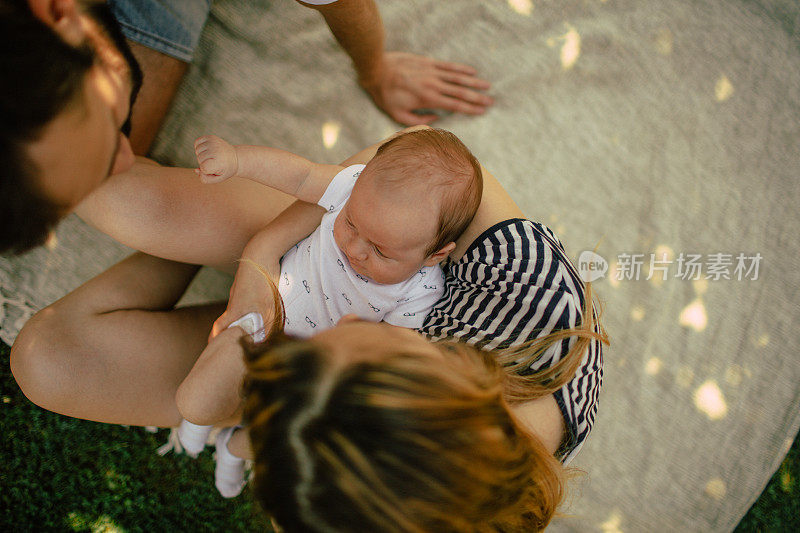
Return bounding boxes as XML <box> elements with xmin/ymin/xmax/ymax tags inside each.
<box><xmin>10</xmin><ymin>252</ymin><xmax>226</xmax><ymax>427</ymax></box>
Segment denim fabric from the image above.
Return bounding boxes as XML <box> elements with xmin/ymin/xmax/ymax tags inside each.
<box><xmin>109</xmin><ymin>0</ymin><xmax>213</xmax><ymax>62</ymax></box>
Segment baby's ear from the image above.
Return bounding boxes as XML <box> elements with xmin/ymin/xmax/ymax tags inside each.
<box><xmin>423</xmin><ymin>242</ymin><xmax>456</xmax><ymax>266</ymax></box>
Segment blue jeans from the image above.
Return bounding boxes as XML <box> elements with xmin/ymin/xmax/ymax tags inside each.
<box><xmin>108</xmin><ymin>0</ymin><xmax>213</xmax><ymax>62</ymax></box>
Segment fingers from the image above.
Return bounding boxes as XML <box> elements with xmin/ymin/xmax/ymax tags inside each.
<box><xmin>193</xmin><ymin>134</ymin><xmax>232</xmax><ymax>183</ymax></box>
<box><xmin>431</xmin><ymin>59</ymin><xmax>479</xmax><ymax>76</ymax></box>
<box><xmin>436</xmin><ymin>82</ymin><xmax>493</xmax><ymax>112</ymax></box>
<box><xmin>193</xmin><ymin>134</ymin><xmax>221</xmax><ymax>150</ymax></box>
<box><xmin>195</xmin><ymin>156</ymin><xmax>227</xmax><ymax>184</ymax></box>
<box><xmin>435</xmin><ymin>68</ymin><xmax>492</xmax><ymax>92</ymax></box>
<box><xmin>375</xmin><ymin>52</ymin><xmax>494</xmax><ymax>120</ymax></box>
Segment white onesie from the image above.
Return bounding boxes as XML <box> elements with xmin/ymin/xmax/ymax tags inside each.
<box><xmin>279</xmin><ymin>165</ymin><xmax>445</xmax><ymax>337</ymax></box>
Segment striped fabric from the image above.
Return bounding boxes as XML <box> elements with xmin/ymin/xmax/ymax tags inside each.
<box><xmin>419</xmin><ymin>219</ymin><xmax>603</xmax><ymax>464</ymax></box>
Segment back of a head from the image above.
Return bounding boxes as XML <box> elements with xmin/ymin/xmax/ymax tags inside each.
<box><xmin>371</xmin><ymin>128</ymin><xmax>483</xmax><ymax>256</ymax></box>
<box><xmin>0</xmin><ymin>0</ymin><xmax>95</xmax><ymax>253</ymax></box>
<box><xmin>243</xmin><ymin>337</ymin><xmax>565</xmax><ymax>532</ymax></box>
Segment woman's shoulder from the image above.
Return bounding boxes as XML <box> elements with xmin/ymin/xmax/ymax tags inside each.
<box><xmin>458</xmin><ymin>218</ymin><xmax>568</xmax><ymax>261</ymax></box>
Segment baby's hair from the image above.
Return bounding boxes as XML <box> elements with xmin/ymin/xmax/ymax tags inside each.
<box><xmin>370</xmin><ymin>128</ymin><xmax>483</xmax><ymax>257</ymax></box>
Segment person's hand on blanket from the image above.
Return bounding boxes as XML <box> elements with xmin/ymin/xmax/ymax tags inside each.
<box><xmin>359</xmin><ymin>52</ymin><xmax>493</xmax><ymax>125</ymax></box>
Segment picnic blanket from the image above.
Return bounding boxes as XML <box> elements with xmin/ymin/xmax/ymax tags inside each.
<box><xmin>2</xmin><ymin>0</ymin><xmax>799</xmax><ymax>530</ymax></box>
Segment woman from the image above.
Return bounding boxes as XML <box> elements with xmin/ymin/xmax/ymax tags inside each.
<box><xmin>10</xmin><ymin>128</ymin><xmax>606</xmax><ymax>529</ymax></box>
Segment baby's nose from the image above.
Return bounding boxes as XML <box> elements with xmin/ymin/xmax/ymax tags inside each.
<box><xmin>346</xmin><ymin>240</ymin><xmax>368</xmax><ymax>262</ymax></box>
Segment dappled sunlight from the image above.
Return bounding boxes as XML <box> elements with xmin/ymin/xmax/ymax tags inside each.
<box><xmin>66</xmin><ymin>512</ymin><xmax>124</xmax><ymax>532</ymax></box>
<box><xmin>645</xmin><ymin>357</ymin><xmax>662</xmax><ymax>376</ymax></box>
<box><xmin>45</xmin><ymin>231</ymin><xmax>58</xmax><ymax>250</ymax></box>
<box><xmin>507</xmin><ymin>0</ymin><xmax>533</xmax><ymax>16</ymax></box>
<box><xmin>755</xmin><ymin>333</ymin><xmax>769</xmax><ymax>347</ymax></box>
<box><xmin>715</xmin><ymin>75</ymin><xmax>734</xmax><ymax>102</ymax></box>
<box><xmin>600</xmin><ymin>509</ymin><xmax>624</xmax><ymax>533</ymax></box>
<box><xmin>654</xmin><ymin>28</ymin><xmax>674</xmax><ymax>55</ymax></box>
<box><xmin>692</xmin><ymin>278</ymin><xmax>708</xmax><ymax>296</ymax></box>
<box><xmin>679</xmin><ymin>298</ymin><xmax>707</xmax><ymax>332</ymax></box>
<box><xmin>725</xmin><ymin>365</ymin><xmax>745</xmax><ymax>387</ymax></box>
<box><xmin>608</xmin><ymin>261</ymin><xmax>620</xmax><ymax>288</ymax></box>
<box><xmin>560</xmin><ymin>26</ymin><xmax>581</xmax><ymax>69</ymax></box>
<box><xmin>694</xmin><ymin>380</ymin><xmax>728</xmax><ymax>420</ymax></box>
<box><xmin>630</xmin><ymin>305</ymin><xmax>645</xmax><ymax>322</ymax></box>
<box><xmin>705</xmin><ymin>478</ymin><xmax>727</xmax><ymax>500</ymax></box>
<box><xmin>321</xmin><ymin>121</ymin><xmax>341</xmax><ymax>149</ymax></box>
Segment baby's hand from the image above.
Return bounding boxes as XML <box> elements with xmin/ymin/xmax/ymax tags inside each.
<box><xmin>194</xmin><ymin>135</ymin><xmax>239</xmax><ymax>183</ymax></box>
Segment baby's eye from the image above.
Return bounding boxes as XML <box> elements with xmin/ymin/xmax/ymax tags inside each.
<box><xmin>373</xmin><ymin>246</ymin><xmax>388</xmax><ymax>259</ymax></box>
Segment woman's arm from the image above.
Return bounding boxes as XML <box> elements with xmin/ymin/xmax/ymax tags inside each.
<box><xmin>510</xmin><ymin>396</ymin><xmax>566</xmax><ymax>455</ymax></box>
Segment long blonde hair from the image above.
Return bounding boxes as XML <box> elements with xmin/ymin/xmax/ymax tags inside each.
<box><xmin>495</xmin><ymin>281</ymin><xmax>608</xmax><ymax>403</ymax></box>
<box><xmin>243</xmin><ymin>335</ymin><xmax>565</xmax><ymax>532</ymax></box>
<box><xmin>241</xmin><ymin>269</ymin><xmax>607</xmax><ymax>531</ymax></box>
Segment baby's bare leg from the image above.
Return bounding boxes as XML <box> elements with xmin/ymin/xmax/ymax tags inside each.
<box><xmin>175</xmin><ymin>327</ymin><xmax>249</xmax><ymax>425</ymax></box>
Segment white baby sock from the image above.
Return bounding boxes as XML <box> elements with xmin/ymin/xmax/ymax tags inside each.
<box><xmin>228</xmin><ymin>311</ymin><xmax>267</xmax><ymax>343</ymax></box>
<box><xmin>215</xmin><ymin>425</ymin><xmax>247</xmax><ymax>498</ymax></box>
<box><xmin>177</xmin><ymin>419</ymin><xmax>213</xmax><ymax>458</ymax></box>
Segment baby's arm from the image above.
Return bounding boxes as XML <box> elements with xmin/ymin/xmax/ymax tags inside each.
<box><xmin>175</xmin><ymin>327</ymin><xmax>249</xmax><ymax>425</ymax></box>
<box><xmin>211</xmin><ymin>200</ymin><xmax>325</xmax><ymax>338</ymax></box>
<box><xmin>176</xmin><ymin>201</ymin><xmax>324</xmax><ymax>427</ymax></box>
<box><xmin>194</xmin><ymin>135</ymin><xmax>343</xmax><ymax>204</ymax></box>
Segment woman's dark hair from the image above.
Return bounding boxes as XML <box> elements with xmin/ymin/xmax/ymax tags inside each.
<box><xmin>0</xmin><ymin>0</ymin><xmax>141</xmax><ymax>253</ymax></box>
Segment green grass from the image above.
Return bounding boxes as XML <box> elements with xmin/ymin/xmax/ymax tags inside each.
<box><xmin>1</xmin><ymin>342</ymin><xmax>271</xmax><ymax>532</ymax></box>
<box><xmin>735</xmin><ymin>432</ymin><xmax>800</xmax><ymax>533</ymax></box>
<box><xmin>2</xmin><ymin>341</ymin><xmax>798</xmax><ymax>531</ymax></box>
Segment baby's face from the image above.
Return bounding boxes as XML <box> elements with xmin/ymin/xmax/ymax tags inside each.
<box><xmin>333</xmin><ymin>169</ymin><xmax>440</xmax><ymax>285</ymax></box>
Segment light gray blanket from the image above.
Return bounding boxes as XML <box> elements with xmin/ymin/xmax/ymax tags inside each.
<box><xmin>2</xmin><ymin>1</ymin><xmax>799</xmax><ymax>531</ymax></box>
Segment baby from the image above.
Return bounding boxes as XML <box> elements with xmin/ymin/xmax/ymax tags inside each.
<box><xmin>177</xmin><ymin>128</ymin><xmax>483</xmax><ymax>496</ymax></box>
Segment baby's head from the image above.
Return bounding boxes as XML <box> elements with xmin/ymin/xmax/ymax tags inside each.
<box><xmin>333</xmin><ymin>128</ymin><xmax>482</xmax><ymax>284</ymax></box>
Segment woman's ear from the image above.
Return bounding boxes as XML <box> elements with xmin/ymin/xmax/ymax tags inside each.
<box><xmin>424</xmin><ymin>241</ymin><xmax>457</xmax><ymax>266</ymax></box>
<box><xmin>27</xmin><ymin>0</ymin><xmax>85</xmax><ymax>45</ymax></box>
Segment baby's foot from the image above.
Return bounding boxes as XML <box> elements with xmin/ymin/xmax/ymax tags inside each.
<box><xmin>215</xmin><ymin>426</ymin><xmax>246</xmax><ymax>498</ymax></box>
<box><xmin>177</xmin><ymin>419</ymin><xmax>213</xmax><ymax>458</ymax></box>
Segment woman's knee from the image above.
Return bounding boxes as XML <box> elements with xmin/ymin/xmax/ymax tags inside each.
<box><xmin>10</xmin><ymin>305</ymin><xmax>82</xmax><ymax>411</ymax></box>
